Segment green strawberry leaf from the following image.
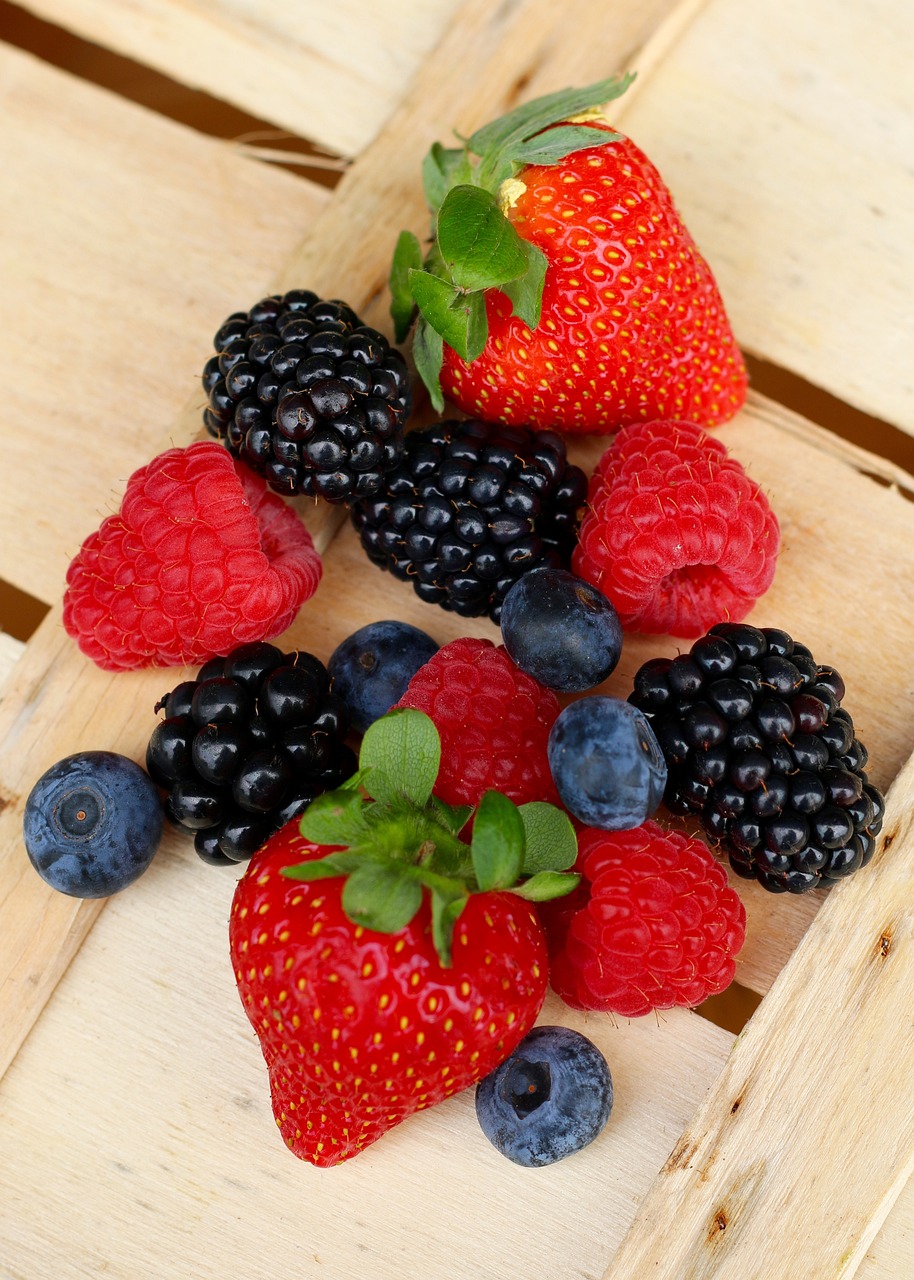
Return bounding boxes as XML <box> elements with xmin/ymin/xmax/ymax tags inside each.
<box><xmin>500</xmin><ymin>240</ymin><xmax>549</xmax><ymax>330</ymax></box>
<box><xmin>429</xmin><ymin>796</ymin><xmax>474</xmax><ymax>837</ymax></box>
<box><xmin>510</xmin><ymin>870</ymin><xmax>581</xmax><ymax>901</ymax></box>
<box><xmin>470</xmin><ymin>790</ymin><xmax>525</xmax><ymax>891</ymax></box>
<box><xmin>412</xmin><ymin>318</ymin><xmax>445</xmax><ymax>411</ymax></box>
<box><xmin>468</xmin><ymin>73</ymin><xmax>634</xmax><ymax>161</ymax></box>
<box><xmin>430</xmin><ymin>885</ymin><xmax>469</xmax><ymax>968</ymax></box>
<box><xmin>341</xmin><ymin>862</ymin><xmax>424</xmax><ymax>933</ymax></box>
<box><xmin>510</xmin><ymin>124</ymin><xmax>621</xmax><ymax>167</ymax></box>
<box><xmin>423</xmin><ymin>142</ymin><xmax>472</xmax><ymax>213</ymax></box>
<box><xmin>389</xmin><ymin>230</ymin><xmax>423</xmax><ymax>342</ymax></box>
<box><xmin>359</xmin><ymin>708</ymin><xmax>440</xmax><ymax>808</ymax></box>
<box><xmin>517</xmin><ymin>802</ymin><xmax>578</xmax><ymax>874</ymax></box>
<box><xmin>298</xmin><ymin>788</ymin><xmax>369</xmax><ymax>847</ymax></box>
<box><xmin>281</xmin><ymin>849</ymin><xmax>364</xmax><ymax>881</ymax></box>
<box><xmin>436</xmin><ymin>185</ymin><xmax>529</xmax><ymax>292</ymax></box>
<box><xmin>408</xmin><ymin>268</ymin><xmax>488</xmax><ymax>363</ymax></box>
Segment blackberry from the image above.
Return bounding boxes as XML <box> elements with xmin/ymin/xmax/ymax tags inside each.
<box><xmin>629</xmin><ymin>624</ymin><xmax>886</xmax><ymax>893</ymax></box>
<box><xmin>350</xmin><ymin>419</ymin><xmax>588</xmax><ymax>623</ymax></box>
<box><xmin>146</xmin><ymin>642</ymin><xmax>356</xmax><ymax>865</ymax></box>
<box><xmin>202</xmin><ymin>290</ymin><xmax>411</xmax><ymax>503</ymax></box>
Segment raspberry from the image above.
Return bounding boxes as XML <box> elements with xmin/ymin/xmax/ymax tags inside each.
<box><xmin>572</xmin><ymin>420</ymin><xmax>780</xmax><ymax>637</ymax></box>
<box><xmin>394</xmin><ymin>637</ymin><xmax>560</xmax><ymax>808</ymax></box>
<box><xmin>63</xmin><ymin>442</ymin><xmax>322</xmax><ymax>672</ymax></box>
<box><xmin>541</xmin><ymin>821</ymin><xmax>746</xmax><ymax>1017</ymax></box>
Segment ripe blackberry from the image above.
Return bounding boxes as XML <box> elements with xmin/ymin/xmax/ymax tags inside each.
<box><xmin>629</xmin><ymin>624</ymin><xmax>886</xmax><ymax>893</ymax></box>
<box><xmin>350</xmin><ymin>419</ymin><xmax>588</xmax><ymax>623</ymax></box>
<box><xmin>202</xmin><ymin>290</ymin><xmax>411</xmax><ymax>503</ymax></box>
<box><xmin>146</xmin><ymin>642</ymin><xmax>356</xmax><ymax>865</ymax></box>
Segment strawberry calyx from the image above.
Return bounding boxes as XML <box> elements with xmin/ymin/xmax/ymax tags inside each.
<box><xmin>281</xmin><ymin>708</ymin><xmax>579</xmax><ymax>965</ymax></box>
<box><xmin>388</xmin><ymin>73</ymin><xmax>634</xmax><ymax>409</ymax></box>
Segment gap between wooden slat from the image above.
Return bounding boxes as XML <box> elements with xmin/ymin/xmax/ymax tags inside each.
<box><xmin>0</xmin><ymin>0</ymin><xmax>348</xmax><ymax>188</ymax></box>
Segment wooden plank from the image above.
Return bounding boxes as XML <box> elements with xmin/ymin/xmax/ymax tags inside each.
<box><xmin>0</xmin><ymin>40</ymin><xmax>329</xmax><ymax>607</ymax></box>
<box><xmin>603</xmin><ymin>745</ymin><xmax>914</xmax><ymax>1280</ymax></box>
<box><xmin>613</xmin><ymin>0</ymin><xmax>914</xmax><ymax>434</ymax></box>
<box><xmin>12</xmin><ymin>0</ymin><xmax>463</xmax><ymax>157</ymax></box>
<box><xmin>0</xmin><ymin>842</ymin><xmax>733</xmax><ymax>1278</ymax></box>
<box><xmin>0</xmin><ymin>635</ymin><xmax>25</xmax><ymax>691</ymax></box>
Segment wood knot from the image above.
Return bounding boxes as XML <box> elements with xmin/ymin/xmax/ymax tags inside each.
<box><xmin>730</xmin><ymin>1097</ymin><xmax>742</xmax><ymax>1115</ymax></box>
<box><xmin>882</xmin><ymin>831</ymin><xmax>895</xmax><ymax>852</ymax></box>
<box><xmin>707</xmin><ymin>1209</ymin><xmax>728</xmax><ymax>1241</ymax></box>
<box><xmin>876</xmin><ymin>930</ymin><xmax>893</xmax><ymax>960</ymax></box>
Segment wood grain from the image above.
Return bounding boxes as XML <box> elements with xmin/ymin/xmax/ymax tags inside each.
<box><xmin>604</xmin><ymin>744</ymin><xmax>914</xmax><ymax>1279</ymax></box>
<box><xmin>0</xmin><ymin>40</ymin><xmax>329</xmax><ymax>608</ymax></box>
<box><xmin>12</xmin><ymin>0</ymin><xmax>463</xmax><ymax>156</ymax></box>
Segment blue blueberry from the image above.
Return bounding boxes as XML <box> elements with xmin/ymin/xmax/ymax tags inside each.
<box><xmin>500</xmin><ymin>567</ymin><xmax>623</xmax><ymax>692</ymax></box>
<box><xmin>547</xmin><ymin>696</ymin><xmax>667</xmax><ymax>829</ymax></box>
<box><xmin>328</xmin><ymin>620</ymin><xmax>439</xmax><ymax>734</ymax></box>
<box><xmin>24</xmin><ymin>751</ymin><xmax>164</xmax><ymax>898</ymax></box>
<box><xmin>475</xmin><ymin>1026</ymin><xmax>613</xmax><ymax>1167</ymax></box>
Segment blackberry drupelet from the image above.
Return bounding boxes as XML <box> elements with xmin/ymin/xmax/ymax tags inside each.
<box><xmin>202</xmin><ymin>290</ymin><xmax>411</xmax><ymax>502</ymax></box>
<box><xmin>146</xmin><ymin>642</ymin><xmax>356</xmax><ymax>865</ymax></box>
<box><xmin>350</xmin><ymin>419</ymin><xmax>588</xmax><ymax>623</ymax></box>
<box><xmin>629</xmin><ymin>623</ymin><xmax>886</xmax><ymax>893</ymax></box>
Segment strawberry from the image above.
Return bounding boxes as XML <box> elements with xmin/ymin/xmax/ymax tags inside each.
<box><xmin>228</xmin><ymin>708</ymin><xmax>578</xmax><ymax>1167</ymax></box>
<box><xmin>389</xmin><ymin>76</ymin><xmax>747</xmax><ymax>433</ymax></box>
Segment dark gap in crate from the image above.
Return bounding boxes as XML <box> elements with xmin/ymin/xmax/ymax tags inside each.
<box><xmin>0</xmin><ymin>579</ymin><xmax>50</xmax><ymax>643</ymax></box>
<box><xmin>745</xmin><ymin>352</ymin><xmax>914</xmax><ymax>478</ymax></box>
<box><xmin>0</xmin><ymin>0</ymin><xmax>346</xmax><ymax>188</ymax></box>
<box><xmin>696</xmin><ymin>981</ymin><xmax>762</xmax><ymax>1037</ymax></box>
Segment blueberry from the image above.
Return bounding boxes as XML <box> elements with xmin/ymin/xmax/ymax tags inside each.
<box><xmin>328</xmin><ymin>620</ymin><xmax>439</xmax><ymax>733</ymax></box>
<box><xmin>547</xmin><ymin>696</ymin><xmax>667</xmax><ymax>829</ymax></box>
<box><xmin>499</xmin><ymin>567</ymin><xmax>622</xmax><ymax>692</ymax></box>
<box><xmin>475</xmin><ymin>1026</ymin><xmax>613</xmax><ymax>1167</ymax></box>
<box><xmin>23</xmin><ymin>751</ymin><xmax>163</xmax><ymax>898</ymax></box>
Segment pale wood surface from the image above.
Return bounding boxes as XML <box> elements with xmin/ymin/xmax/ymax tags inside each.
<box><xmin>604</xmin><ymin>745</ymin><xmax>914</xmax><ymax>1280</ymax></box>
<box><xmin>0</xmin><ymin>41</ymin><xmax>329</xmax><ymax>609</ymax></box>
<box><xmin>0</xmin><ymin>848</ymin><xmax>733</xmax><ymax>1278</ymax></box>
<box><xmin>0</xmin><ymin>634</ymin><xmax>25</xmax><ymax>691</ymax></box>
<box><xmin>3</xmin><ymin>0</ymin><xmax>914</xmax><ymax>1276</ymax></box>
<box><xmin>615</xmin><ymin>0</ymin><xmax>914</xmax><ymax>435</ymax></box>
<box><xmin>11</xmin><ymin>0</ymin><xmax>463</xmax><ymax>157</ymax></box>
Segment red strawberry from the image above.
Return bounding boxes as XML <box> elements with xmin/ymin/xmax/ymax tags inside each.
<box><xmin>390</xmin><ymin>76</ymin><xmax>746</xmax><ymax>433</ymax></box>
<box><xmin>230</xmin><ymin>821</ymin><xmax>549</xmax><ymax>1166</ymax></box>
<box><xmin>228</xmin><ymin>708</ymin><xmax>579</xmax><ymax>1166</ymax></box>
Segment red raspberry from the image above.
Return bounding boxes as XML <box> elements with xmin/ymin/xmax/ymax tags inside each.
<box><xmin>394</xmin><ymin>637</ymin><xmax>560</xmax><ymax>808</ymax></box>
<box><xmin>63</xmin><ymin>442</ymin><xmax>322</xmax><ymax>672</ymax></box>
<box><xmin>541</xmin><ymin>821</ymin><xmax>746</xmax><ymax>1017</ymax></box>
<box><xmin>572</xmin><ymin>420</ymin><xmax>779</xmax><ymax>637</ymax></box>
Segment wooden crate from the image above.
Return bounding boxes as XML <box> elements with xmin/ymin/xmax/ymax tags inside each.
<box><xmin>2</xmin><ymin>0</ymin><xmax>914</xmax><ymax>1275</ymax></box>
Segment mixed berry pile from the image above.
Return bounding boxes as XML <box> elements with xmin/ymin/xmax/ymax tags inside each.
<box><xmin>26</xmin><ymin>77</ymin><xmax>889</xmax><ymax>1172</ymax></box>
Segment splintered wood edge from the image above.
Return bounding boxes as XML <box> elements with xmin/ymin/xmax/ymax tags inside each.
<box><xmin>603</xmin><ymin>750</ymin><xmax>914</xmax><ymax>1280</ymax></box>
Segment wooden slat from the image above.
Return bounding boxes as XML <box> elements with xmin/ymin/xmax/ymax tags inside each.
<box><xmin>4</xmin><ymin>0</ymin><xmax>914</xmax><ymax>1275</ymax></box>
<box><xmin>0</xmin><ymin>40</ymin><xmax>329</xmax><ymax>607</ymax></box>
<box><xmin>13</xmin><ymin>0</ymin><xmax>463</xmax><ymax>157</ymax></box>
<box><xmin>603</xmin><ymin>747</ymin><xmax>914</xmax><ymax>1280</ymax></box>
<box><xmin>613</xmin><ymin>0</ymin><xmax>914</xmax><ymax>434</ymax></box>
<box><xmin>0</xmin><ymin>842</ymin><xmax>733</xmax><ymax>1278</ymax></box>
<box><xmin>0</xmin><ymin>635</ymin><xmax>25</xmax><ymax>691</ymax></box>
